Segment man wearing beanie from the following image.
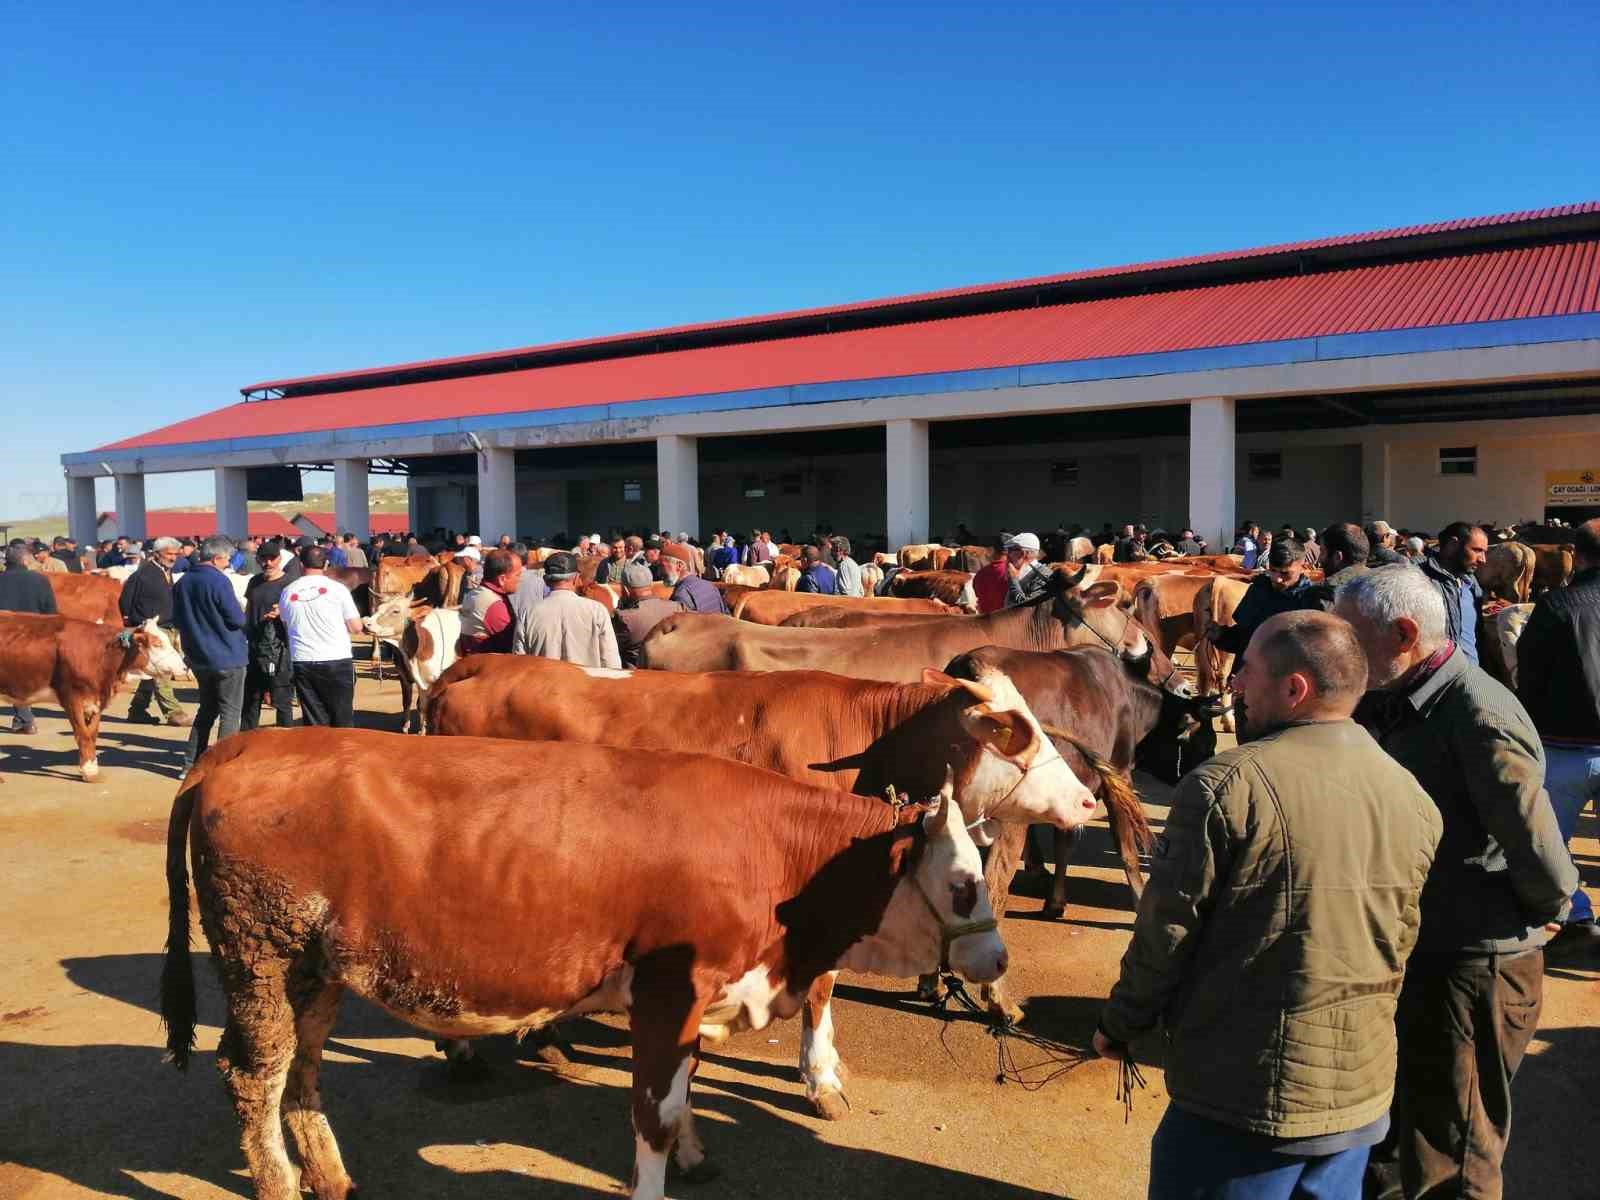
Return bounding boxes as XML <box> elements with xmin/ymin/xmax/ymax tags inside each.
<box><xmin>512</xmin><ymin>550</ymin><xmax>621</xmax><ymax>668</ymax></box>
<box><xmin>612</xmin><ymin>562</ymin><xmax>684</xmax><ymax>667</ymax></box>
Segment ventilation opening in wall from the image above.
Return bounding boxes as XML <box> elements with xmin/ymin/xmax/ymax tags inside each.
<box><xmin>622</xmin><ymin>480</ymin><xmax>642</xmax><ymax>503</ymax></box>
<box><xmin>1247</xmin><ymin>451</ymin><xmax>1283</xmax><ymax>481</ymax></box>
<box><xmin>1050</xmin><ymin>459</ymin><xmax>1080</xmax><ymax>486</ymax></box>
<box><xmin>1439</xmin><ymin>446</ymin><xmax>1477</xmax><ymax>476</ymax></box>
<box><xmin>780</xmin><ymin>473</ymin><xmax>803</xmax><ymax>495</ymax></box>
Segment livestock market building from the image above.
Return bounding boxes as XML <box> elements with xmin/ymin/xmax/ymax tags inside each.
<box><xmin>64</xmin><ymin>204</ymin><xmax>1600</xmax><ymax>551</ymax></box>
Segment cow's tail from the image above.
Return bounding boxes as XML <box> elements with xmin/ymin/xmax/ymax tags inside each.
<box><xmin>161</xmin><ymin>769</ymin><xmax>204</xmax><ymax>1069</ymax></box>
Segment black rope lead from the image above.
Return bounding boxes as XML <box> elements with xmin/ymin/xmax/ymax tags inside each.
<box><xmin>931</xmin><ymin>971</ymin><xmax>1149</xmax><ymax>1120</ymax></box>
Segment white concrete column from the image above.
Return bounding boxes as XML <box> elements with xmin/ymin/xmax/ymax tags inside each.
<box><xmin>1188</xmin><ymin>398</ymin><xmax>1236</xmax><ymax>548</ymax></box>
<box><xmin>334</xmin><ymin>459</ymin><xmax>370</xmax><ymax>540</ymax></box>
<box><xmin>656</xmin><ymin>434</ymin><xmax>700</xmax><ymax>537</ymax></box>
<box><xmin>214</xmin><ymin>467</ymin><xmax>249</xmax><ymax>539</ymax></box>
<box><xmin>476</xmin><ymin>447</ymin><xmax>517</xmax><ymax>542</ymax></box>
<box><xmin>67</xmin><ymin>476</ymin><xmax>98</xmax><ymax>547</ymax></box>
<box><xmin>886</xmin><ymin>418</ymin><xmax>930</xmax><ymax>548</ymax></box>
<box><xmin>406</xmin><ymin>476</ymin><xmax>423</xmax><ymax>534</ymax></box>
<box><xmin>1360</xmin><ymin>434</ymin><xmax>1391</xmax><ymax>524</ymax></box>
<box><xmin>114</xmin><ymin>473</ymin><xmax>147</xmax><ymax>541</ymax></box>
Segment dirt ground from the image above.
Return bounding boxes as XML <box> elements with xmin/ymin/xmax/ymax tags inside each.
<box><xmin>2</xmin><ymin>663</ymin><xmax>1597</xmax><ymax>1199</ymax></box>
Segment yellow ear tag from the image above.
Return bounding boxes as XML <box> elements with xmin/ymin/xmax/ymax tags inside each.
<box><xmin>993</xmin><ymin>724</ymin><xmax>1012</xmax><ymax>749</ymax></box>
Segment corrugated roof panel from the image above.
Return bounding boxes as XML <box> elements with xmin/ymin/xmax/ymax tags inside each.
<box><xmin>241</xmin><ymin>201</ymin><xmax>1600</xmax><ymax>394</ymax></box>
<box><xmin>103</xmin><ymin>237</ymin><xmax>1600</xmax><ymax>452</ymax></box>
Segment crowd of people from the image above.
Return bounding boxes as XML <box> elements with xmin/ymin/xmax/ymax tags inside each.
<box><xmin>3</xmin><ymin>506</ymin><xmax>1597</xmax><ymax>1200</ymax></box>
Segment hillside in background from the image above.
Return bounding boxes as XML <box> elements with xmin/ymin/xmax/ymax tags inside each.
<box><xmin>3</xmin><ymin>488</ymin><xmax>410</xmax><ymax>543</ymax></box>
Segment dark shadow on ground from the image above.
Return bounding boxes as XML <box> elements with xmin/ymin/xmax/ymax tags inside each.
<box><xmin>0</xmin><ymin>1034</ymin><xmax>1071</xmax><ymax>1198</ymax></box>
<box><xmin>1503</xmin><ymin>1024</ymin><xmax>1600</xmax><ymax>1198</ymax></box>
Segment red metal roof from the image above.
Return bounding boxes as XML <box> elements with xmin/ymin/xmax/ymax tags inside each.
<box><xmin>293</xmin><ymin>512</ymin><xmax>409</xmax><ymax>535</ymax></box>
<box><xmin>241</xmin><ymin>202</ymin><xmax>1600</xmax><ymax>395</ymax></box>
<box><xmin>104</xmin><ymin>236</ymin><xmax>1600</xmax><ymax>452</ymax></box>
<box><xmin>100</xmin><ymin>511</ymin><xmax>302</xmax><ymax>538</ymax></box>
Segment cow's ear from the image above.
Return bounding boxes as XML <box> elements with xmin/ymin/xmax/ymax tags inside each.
<box><xmin>962</xmin><ymin>707</ymin><xmax>1037</xmax><ymax>760</ymax></box>
<box><xmin>1082</xmin><ymin>581</ymin><xmax>1121</xmax><ymax>609</ymax></box>
<box><xmin>922</xmin><ymin>667</ymin><xmax>954</xmax><ymax>686</ymax></box>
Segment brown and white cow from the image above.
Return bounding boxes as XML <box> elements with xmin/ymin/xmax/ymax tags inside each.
<box><xmin>718</xmin><ymin>563</ymin><xmax>771</xmax><ymax>588</ymax></box>
<box><xmin>361</xmin><ymin>592</ymin><xmax>462</xmax><ymax>733</ymax></box>
<box><xmin>163</xmin><ymin>730</ymin><xmax>1004</xmax><ymax>1200</ymax></box>
<box><xmin>45</xmin><ymin>572</ymin><xmax>123</xmax><ymax>624</ymax></box>
<box><xmin>1478</xmin><ymin>542</ymin><xmax>1536</xmax><ymax>603</ymax></box>
<box><xmin>0</xmin><ymin>614</ymin><xmax>187</xmax><ymax>780</ymax></box>
<box><xmin>888</xmin><ymin>569</ymin><xmax>976</xmax><ymax>609</ymax></box>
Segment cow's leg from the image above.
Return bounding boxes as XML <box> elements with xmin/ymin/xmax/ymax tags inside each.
<box><xmin>215</xmin><ymin>973</ymin><xmax>300</xmax><ymax>1200</ymax></box>
<box><xmin>1041</xmin><ymin>826</ymin><xmax>1085</xmax><ymax>922</ymax></box>
<box><xmin>973</xmin><ymin>823</ymin><xmax>1031</xmax><ymax>1024</ymax></box>
<box><xmin>669</xmin><ymin>1046</ymin><xmax>719</xmax><ymax>1183</ymax></box>
<box><xmin>800</xmin><ymin>972</ymin><xmax>849</xmax><ymax>1120</ymax></box>
<box><xmin>282</xmin><ymin>977</ymin><xmax>355</xmax><ymax>1200</ymax></box>
<box><xmin>395</xmin><ymin>668</ymin><xmax>415</xmax><ymax>733</ymax></box>
<box><xmin>62</xmin><ymin>694</ymin><xmax>102</xmax><ymax>781</ymax></box>
<box><xmin>628</xmin><ymin>967</ymin><xmax>708</xmax><ymax>1200</ymax></box>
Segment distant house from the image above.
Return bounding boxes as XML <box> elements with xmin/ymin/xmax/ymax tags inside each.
<box><xmin>290</xmin><ymin>512</ymin><xmax>410</xmax><ymax>538</ymax></box>
<box><xmin>97</xmin><ymin>511</ymin><xmax>302</xmax><ymax>541</ymax></box>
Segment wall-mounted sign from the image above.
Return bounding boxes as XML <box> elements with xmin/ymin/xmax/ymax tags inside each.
<box><xmin>1546</xmin><ymin>469</ymin><xmax>1600</xmax><ymax>506</ymax></box>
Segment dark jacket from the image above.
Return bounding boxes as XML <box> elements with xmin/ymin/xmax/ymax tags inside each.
<box><xmin>172</xmin><ymin>564</ymin><xmax>247</xmax><ymax>671</ymax></box>
<box><xmin>1101</xmin><ymin>720</ymin><xmax>1441</xmax><ymax>1138</ymax></box>
<box><xmin>1516</xmin><ymin>565</ymin><xmax>1600</xmax><ymax>742</ymax></box>
<box><xmin>613</xmin><ymin>597</ymin><xmax>685</xmax><ymax>667</ymax></box>
<box><xmin>50</xmin><ymin>549</ymin><xmax>81</xmax><ymax>574</ymax></box>
<box><xmin>670</xmin><ymin>574</ymin><xmax>727</xmax><ymax>614</ymax></box>
<box><xmin>0</xmin><ymin>565</ymin><xmax>58</xmax><ymax>614</ymax></box>
<box><xmin>1354</xmin><ymin>647</ymin><xmax>1577</xmax><ymax>956</ymax></box>
<box><xmin>594</xmin><ymin>557</ymin><xmax>628</xmax><ymax>586</ymax></box>
<box><xmin>243</xmin><ymin>573</ymin><xmax>292</xmax><ymax>676</ymax></box>
<box><xmin>1368</xmin><ymin>545</ymin><xmax>1408</xmax><ymax>566</ymax></box>
<box><xmin>1212</xmin><ymin>575</ymin><xmax>1320</xmax><ymax>656</ymax></box>
<box><xmin>1419</xmin><ymin>554</ymin><xmax>1482</xmax><ymax>665</ymax></box>
<box><xmin>119</xmin><ymin>558</ymin><xmax>175</xmax><ymax>627</ymax></box>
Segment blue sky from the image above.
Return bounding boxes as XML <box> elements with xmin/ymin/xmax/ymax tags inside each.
<box><xmin>4</xmin><ymin>1</ymin><xmax>1597</xmax><ymax>518</ymax></box>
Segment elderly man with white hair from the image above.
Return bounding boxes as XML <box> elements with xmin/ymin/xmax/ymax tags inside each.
<box><xmin>1336</xmin><ymin>565</ymin><xmax>1577</xmax><ymax>1200</ymax></box>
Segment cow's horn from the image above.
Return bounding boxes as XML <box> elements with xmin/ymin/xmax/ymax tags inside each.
<box><xmin>924</xmin><ymin>766</ymin><xmax>956</xmax><ymax>835</ymax></box>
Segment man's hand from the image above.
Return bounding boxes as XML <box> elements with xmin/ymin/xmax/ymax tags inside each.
<box><xmin>1092</xmin><ymin>1029</ymin><xmax>1124</xmax><ymax>1060</ymax></box>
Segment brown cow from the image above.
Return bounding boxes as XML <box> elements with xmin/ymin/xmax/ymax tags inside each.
<box><xmin>1478</xmin><ymin>542</ymin><xmax>1536</xmax><ymax>603</ymax></box>
<box><xmin>1529</xmin><ymin>544</ymin><xmax>1575</xmax><ymax>593</ymax></box>
<box><xmin>162</xmin><ymin>730</ymin><xmax>1004</xmax><ymax>1200</ymax></box>
<box><xmin>426</xmin><ymin>654</ymin><xmax>1100</xmax><ymax>1116</ymax></box>
<box><xmin>896</xmin><ymin>543</ymin><xmax>953</xmax><ymax>572</ymax></box>
<box><xmin>949</xmin><ymin>545</ymin><xmax>995</xmax><ymax>572</ymax></box>
<box><xmin>888</xmin><ymin>569</ymin><xmax>975</xmax><ymax>608</ymax></box>
<box><xmin>641</xmin><ymin>571</ymin><xmax>1148</xmax><ymax>681</ymax></box>
<box><xmin>1192</xmin><ymin>576</ymin><xmax>1251</xmax><ymax>730</ymax></box>
<box><xmin>734</xmin><ymin>590</ymin><xmax>949</xmax><ymax>625</ymax></box>
<box><xmin>1131</xmin><ymin>571</ymin><xmax>1219</xmax><ymax>654</ymax></box>
<box><xmin>718</xmin><ymin>563</ymin><xmax>771</xmax><ymax>588</ymax></box>
<box><xmin>45</xmin><ymin>572</ymin><xmax>122</xmax><ymax>624</ymax></box>
<box><xmin>0</xmin><ymin>614</ymin><xmax>187</xmax><ymax>780</ymax></box>
<box><xmin>362</xmin><ymin>594</ymin><xmax>462</xmax><ymax>733</ymax></box>
<box><xmin>781</xmin><ymin>605</ymin><xmax>957</xmax><ymax>629</ymax></box>
<box><xmin>371</xmin><ymin>555</ymin><xmax>434</xmax><ymax>599</ymax></box>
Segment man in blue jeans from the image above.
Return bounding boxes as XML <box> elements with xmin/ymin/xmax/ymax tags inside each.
<box><xmin>171</xmin><ymin>535</ymin><xmax>248</xmax><ymax>779</ymax></box>
<box><xmin>1517</xmin><ymin>516</ymin><xmax>1600</xmax><ymax>958</ymax></box>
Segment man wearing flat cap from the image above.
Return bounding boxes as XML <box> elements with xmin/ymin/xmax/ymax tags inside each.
<box><xmin>612</xmin><ymin>563</ymin><xmax>684</xmax><ymax>667</ymax></box>
<box><xmin>512</xmin><ymin>550</ymin><xmax>620</xmax><ymax>668</ymax></box>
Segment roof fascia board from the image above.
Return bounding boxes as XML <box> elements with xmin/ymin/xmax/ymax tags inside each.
<box><xmin>66</xmin><ymin>314</ymin><xmax>1600</xmax><ymax>476</ymax></box>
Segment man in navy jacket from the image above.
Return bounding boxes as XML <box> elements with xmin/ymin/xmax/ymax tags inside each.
<box><xmin>172</xmin><ymin>535</ymin><xmax>248</xmax><ymax>778</ymax></box>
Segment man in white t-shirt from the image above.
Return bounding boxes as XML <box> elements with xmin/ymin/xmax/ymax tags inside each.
<box><xmin>277</xmin><ymin>545</ymin><xmax>365</xmax><ymax>727</ymax></box>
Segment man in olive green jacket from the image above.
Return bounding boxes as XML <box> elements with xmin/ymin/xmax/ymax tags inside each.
<box><xmin>1097</xmin><ymin>611</ymin><xmax>1442</xmax><ymax>1199</ymax></box>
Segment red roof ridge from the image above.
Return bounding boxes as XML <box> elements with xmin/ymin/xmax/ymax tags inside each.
<box><xmin>241</xmin><ymin>201</ymin><xmax>1600</xmax><ymax>396</ymax></box>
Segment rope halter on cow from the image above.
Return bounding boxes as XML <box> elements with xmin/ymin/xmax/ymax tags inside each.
<box><xmin>886</xmin><ymin>785</ymin><xmax>999</xmax><ymax>973</ymax></box>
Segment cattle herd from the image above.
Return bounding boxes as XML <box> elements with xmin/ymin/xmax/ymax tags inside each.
<box><xmin>0</xmin><ymin>525</ymin><xmax>1578</xmax><ymax>1200</ymax></box>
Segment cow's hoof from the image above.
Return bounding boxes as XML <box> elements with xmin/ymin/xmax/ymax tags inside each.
<box><xmin>80</xmin><ymin>765</ymin><xmax>100</xmax><ymax>783</ymax></box>
<box><xmin>529</xmin><ymin>1042</ymin><xmax>569</xmax><ymax>1067</ymax></box>
<box><xmin>915</xmin><ymin>973</ymin><xmax>942</xmax><ymax>1003</ymax></box>
<box><xmin>446</xmin><ymin>1053</ymin><xmax>493</xmax><ymax>1084</ymax></box>
<box><xmin>980</xmin><ymin>985</ymin><xmax>1025</xmax><ymax>1026</ymax></box>
<box><xmin>810</xmin><ymin>1087</ymin><xmax>851</xmax><ymax>1121</ymax></box>
<box><xmin>1040</xmin><ymin>903</ymin><xmax>1066</xmax><ymax>922</ymax></box>
<box><xmin>672</xmin><ymin>1159</ymin><xmax>722</xmax><ymax>1185</ymax></box>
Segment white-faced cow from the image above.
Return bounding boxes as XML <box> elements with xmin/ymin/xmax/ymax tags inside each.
<box><xmin>0</xmin><ymin>614</ymin><xmax>187</xmax><ymax>780</ymax></box>
<box><xmin>362</xmin><ymin>591</ymin><xmax>461</xmax><ymax>733</ymax></box>
<box><xmin>163</xmin><ymin>730</ymin><xmax>1004</xmax><ymax>1200</ymax></box>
